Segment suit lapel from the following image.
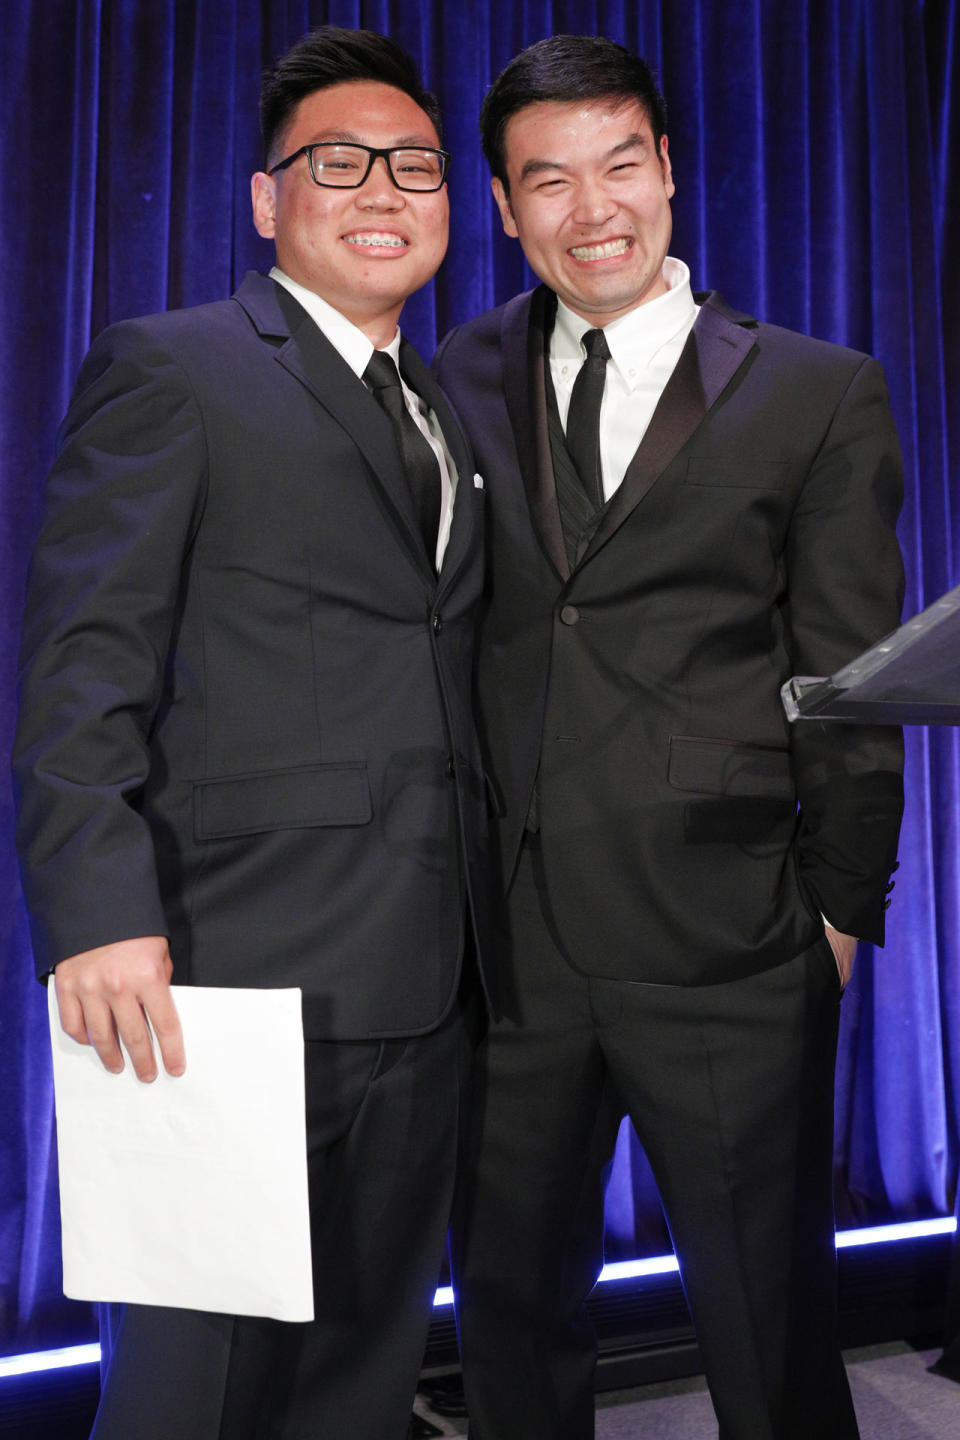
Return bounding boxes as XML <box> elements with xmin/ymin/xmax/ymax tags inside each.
<box><xmin>502</xmin><ymin>287</ymin><xmax>570</xmax><ymax>581</ymax></box>
<box><xmin>233</xmin><ymin>273</ymin><xmax>434</xmax><ymax>581</ymax></box>
<box><xmin>399</xmin><ymin>338</ymin><xmax>478</xmax><ymax>591</ymax></box>
<box><xmin>502</xmin><ymin>286</ymin><xmax>758</xmax><ymax>581</ymax></box>
<box><xmin>581</xmin><ymin>292</ymin><xmax>758</xmax><ymax>564</ymax></box>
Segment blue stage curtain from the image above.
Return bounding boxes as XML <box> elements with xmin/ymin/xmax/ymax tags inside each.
<box><xmin>1</xmin><ymin>0</ymin><xmax>957</xmax><ymax>1352</ymax></box>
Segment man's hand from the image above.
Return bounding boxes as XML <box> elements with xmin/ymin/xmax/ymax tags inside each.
<box><xmin>823</xmin><ymin>925</ymin><xmax>858</xmax><ymax>991</ymax></box>
<box><xmin>54</xmin><ymin>936</ymin><xmax>185</xmax><ymax>1082</ymax></box>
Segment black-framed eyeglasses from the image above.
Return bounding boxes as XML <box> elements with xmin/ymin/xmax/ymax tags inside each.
<box><xmin>268</xmin><ymin>142</ymin><xmax>451</xmax><ymax>192</ymax></box>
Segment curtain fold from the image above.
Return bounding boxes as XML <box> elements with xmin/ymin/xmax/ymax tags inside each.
<box><xmin>1</xmin><ymin>0</ymin><xmax>956</xmax><ymax>1347</ymax></box>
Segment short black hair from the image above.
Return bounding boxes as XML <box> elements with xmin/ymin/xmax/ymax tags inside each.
<box><xmin>480</xmin><ymin>35</ymin><xmax>667</xmax><ymax>192</ymax></box>
<box><xmin>260</xmin><ymin>26</ymin><xmax>442</xmax><ymax>167</ymax></box>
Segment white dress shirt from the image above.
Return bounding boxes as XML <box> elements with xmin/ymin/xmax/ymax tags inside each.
<box><xmin>269</xmin><ymin>266</ymin><xmax>456</xmax><ymax>569</ymax></box>
<box><xmin>549</xmin><ymin>256</ymin><xmax>699</xmax><ymax>502</ymax></box>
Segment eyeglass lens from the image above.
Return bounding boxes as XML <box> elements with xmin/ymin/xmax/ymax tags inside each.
<box><xmin>310</xmin><ymin>144</ymin><xmax>445</xmax><ymax>190</ymax></box>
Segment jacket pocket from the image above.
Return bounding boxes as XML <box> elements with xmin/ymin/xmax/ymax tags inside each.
<box><xmin>668</xmin><ymin>737</ymin><xmax>795</xmax><ymax>844</ymax></box>
<box><xmin>193</xmin><ymin>762</ymin><xmax>371</xmax><ymax>840</ymax></box>
<box><xmin>668</xmin><ymin>735</ymin><xmax>794</xmax><ymax>797</ymax></box>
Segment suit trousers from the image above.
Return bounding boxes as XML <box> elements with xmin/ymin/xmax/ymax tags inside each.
<box><xmin>451</xmin><ymin>837</ymin><xmax>857</xmax><ymax>1440</ymax></box>
<box><xmin>90</xmin><ymin>986</ymin><xmax>476</xmax><ymax>1440</ymax></box>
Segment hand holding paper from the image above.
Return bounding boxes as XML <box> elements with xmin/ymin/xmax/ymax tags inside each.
<box><xmin>54</xmin><ymin>934</ymin><xmax>185</xmax><ymax>1081</ymax></box>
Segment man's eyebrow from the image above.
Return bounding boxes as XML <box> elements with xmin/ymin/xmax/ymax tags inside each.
<box><xmin>519</xmin><ymin>157</ymin><xmax>573</xmax><ymax>181</ymax></box>
<box><xmin>608</xmin><ymin>133</ymin><xmax>649</xmax><ymax>158</ymax></box>
<box><xmin>518</xmin><ymin>132</ymin><xmax>649</xmax><ymax>182</ymax></box>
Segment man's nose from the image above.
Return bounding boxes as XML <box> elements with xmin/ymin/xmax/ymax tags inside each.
<box><xmin>358</xmin><ymin>155</ymin><xmax>405</xmax><ymax>208</ymax></box>
<box><xmin>571</xmin><ymin>179</ymin><xmax>617</xmax><ymax>227</ymax></box>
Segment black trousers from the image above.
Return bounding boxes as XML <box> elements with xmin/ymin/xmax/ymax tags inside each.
<box><xmin>90</xmin><ymin>990</ymin><xmax>475</xmax><ymax>1440</ymax></box>
<box><xmin>452</xmin><ymin>839</ymin><xmax>857</xmax><ymax>1440</ymax></box>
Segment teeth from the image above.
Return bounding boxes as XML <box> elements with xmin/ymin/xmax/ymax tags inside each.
<box><xmin>570</xmin><ymin>238</ymin><xmax>631</xmax><ymax>260</ymax></box>
<box><xmin>345</xmin><ymin>232</ymin><xmax>407</xmax><ymax>247</ymax></box>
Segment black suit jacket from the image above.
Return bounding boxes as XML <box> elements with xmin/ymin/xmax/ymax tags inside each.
<box><xmin>434</xmin><ymin>285</ymin><xmax>904</xmax><ymax>988</ymax></box>
<box><xmin>15</xmin><ymin>272</ymin><xmax>489</xmax><ymax>1039</ymax></box>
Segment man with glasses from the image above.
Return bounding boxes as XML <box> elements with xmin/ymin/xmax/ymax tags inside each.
<box><xmin>15</xmin><ymin>27</ymin><xmax>486</xmax><ymax>1440</ymax></box>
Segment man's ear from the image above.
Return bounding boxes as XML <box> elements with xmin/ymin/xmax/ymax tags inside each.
<box><xmin>251</xmin><ymin>172</ymin><xmax>277</xmax><ymax>239</ymax></box>
<box><xmin>491</xmin><ymin>176</ymin><xmax>518</xmax><ymax>239</ymax></box>
<box><xmin>659</xmin><ymin>135</ymin><xmax>675</xmax><ymax>200</ymax></box>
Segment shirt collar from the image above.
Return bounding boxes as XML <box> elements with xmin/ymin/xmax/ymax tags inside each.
<box><xmin>552</xmin><ymin>257</ymin><xmax>698</xmax><ymax>387</ymax></box>
<box><xmin>269</xmin><ymin>266</ymin><xmax>400</xmax><ymax>376</ymax></box>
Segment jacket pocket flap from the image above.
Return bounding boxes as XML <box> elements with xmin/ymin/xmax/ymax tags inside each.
<box><xmin>668</xmin><ymin>736</ymin><xmax>794</xmax><ymax>798</ymax></box>
<box><xmin>194</xmin><ymin>763</ymin><xmax>371</xmax><ymax>839</ymax></box>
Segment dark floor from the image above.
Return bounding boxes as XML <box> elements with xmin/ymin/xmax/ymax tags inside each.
<box><xmin>3</xmin><ymin>1342</ymin><xmax>960</xmax><ymax>1439</ymax></box>
<box><xmin>412</xmin><ymin>1345</ymin><xmax>960</xmax><ymax>1438</ymax></box>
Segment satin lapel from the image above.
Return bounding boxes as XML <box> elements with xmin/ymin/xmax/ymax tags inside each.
<box><xmin>502</xmin><ymin>287</ymin><xmax>570</xmax><ymax>581</ymax></box>
<box><xmin>400</xmin><ymin>338</ymin><xmax>477</xmax><ymax>591</ymax></box>
<box><xmin>234</xmin><ymin>274</ymin><xmax>433</xmax><ymax>581</ymax></box>
<box><xmin>580</xmin><ymin>294</ymin><xmax>758</xmax><ymax>565</ymax></box>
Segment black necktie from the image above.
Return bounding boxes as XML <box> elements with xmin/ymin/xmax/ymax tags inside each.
<box><xmin>565</xmin><ymin>327</ymin><xmax>610</xmax><ymax>510</ymax></box>
<box><xmin>364</xmin><ymin>349</ymin><xmax>442</xmax><ymax>565</ymax></box>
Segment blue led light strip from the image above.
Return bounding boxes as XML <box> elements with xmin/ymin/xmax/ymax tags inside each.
<box><xmin>1</xmin><ymin>1216</ymin><xmax>954</xmax><ymax>1376</ymax></box>
<box><xmin>0</xmin><ymin>1342</ymin><xmax>101</xmax><ymax>1379</ymax></box>
<box><xmin>443</xmin><ymin>1216</ymin><xmax>959</xmax><ymax>1299</ymax></box>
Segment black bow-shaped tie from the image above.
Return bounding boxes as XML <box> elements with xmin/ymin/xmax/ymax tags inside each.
<box><xmin>364</xmin><ymin>349</ymin><xmax>441</xmax><ymax>566</ymax></box>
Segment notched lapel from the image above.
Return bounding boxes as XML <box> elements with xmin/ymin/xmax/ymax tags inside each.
<box><xmin>581</xmin><ymin>293</ymin><xmax>758</xmax><ymax>565</ymax></box>
<box><xmin>502</xmin><ymin>288</ymin><xmax>570</xmax><ymax>581</ymax></box>
<box><xmin>235</xmin><ymin>274</ymin><xmax>434</xmax><ymax>580</ymax></box>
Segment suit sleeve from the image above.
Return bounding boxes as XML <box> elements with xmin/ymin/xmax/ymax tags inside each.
<box><xmin>786</xmin><ymin>355</ymin><xmax>905</xmax><ymax>943</ymax></box>
<box><xmin>13</xmin><ymin>323</ymin><xmax>208</xmax><ymax>976</ymax></box>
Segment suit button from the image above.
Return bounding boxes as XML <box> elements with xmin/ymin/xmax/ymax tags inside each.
<box><xmin>433</xmin><ymin>613</ymin><xmax>443</xmax><ymax>634</ymax></box>
<box><xmin>445</xmin><ymin>755</ymin><xmax>455</xmax><ymax>779</ymax></box>
<box><xmin>559</xmin><ymin>605</ymin><xmax>580</xmax><ymax>625</ymax></box>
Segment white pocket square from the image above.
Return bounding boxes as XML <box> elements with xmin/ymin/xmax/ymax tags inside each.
<box><xmin>473</xmin><ymin>474</ymin><xmax>484</xmax><ymax>489</ymax></box>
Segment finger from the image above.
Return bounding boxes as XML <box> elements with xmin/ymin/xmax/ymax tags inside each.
<box><xmin>78</xmin><ymin>996</ymin><xmax>127</xmax><ymax>1075</ymax></box>
<box><xmin>53</xmin><ymin>982</ymin><xmax>92</xmax><ymax>1048</ymax></box>
<box><xmin>143</xmin><ymin>986</ymin><xmax>186</xmax><ymax>1077</ymax></box>
<box><xmin>109</xmin><ymin>996</ymin><xmax>161</xmax><ymax>1082</ymax></box>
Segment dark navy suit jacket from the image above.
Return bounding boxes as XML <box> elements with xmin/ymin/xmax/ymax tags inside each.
<box><xmin>16</xmin><ymin>272</ymin><xmax>489</xmax><ymax>1039</ymax></box>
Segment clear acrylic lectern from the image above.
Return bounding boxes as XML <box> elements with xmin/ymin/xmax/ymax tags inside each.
<box><xmin>782</xmin><ymin>583</ymin><xmax>960</xmax><ymax>726</ymax></box>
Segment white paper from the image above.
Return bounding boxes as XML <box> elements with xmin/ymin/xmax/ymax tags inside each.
<box><xmin>48</xmin><ymin>983</ymin><xmax>313</xmax><ymax>1322</ymax></box>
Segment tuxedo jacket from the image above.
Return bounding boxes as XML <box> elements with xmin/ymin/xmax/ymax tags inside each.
<box><xmin>434</xmin><ymin>286</ymin><xmax>904</xmax><ymax>988</ymax></box>
<box><xmin>15</xmin><ymin>272</ymin><xmax>489</xmax><ymax>1039</ymax></box>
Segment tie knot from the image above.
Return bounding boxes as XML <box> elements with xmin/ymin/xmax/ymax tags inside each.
<box><xmin>364</xmin><ymin>349</ymin><xmax>402</xmax><ymax>393</ymax></box>
<box><xmin>581</xmin><ymin>328</ymin><xmax>610</xmax><ymax>362</ymax></box>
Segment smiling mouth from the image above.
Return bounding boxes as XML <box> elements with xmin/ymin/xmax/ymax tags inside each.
<box><xmin>343</xmin><ymin>231</ymin><xmax>409</xmax><ymax>248</ymax></box>
<box><xmin>569</xmin><ymin>237</ymin><xmax>633</xmax><ymax>261</ymax></box>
